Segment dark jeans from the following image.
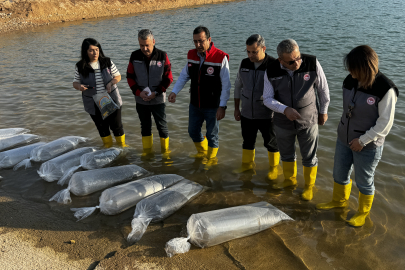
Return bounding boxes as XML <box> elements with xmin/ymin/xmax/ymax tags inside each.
<box><xmin>90</xmin><ymin>103</ymin><xmax>124</xmax><ymax>137</ymax></box>
<box><xmin>241</xmin><ymin>115</ymin><xmax>278</xmax><ymax>152</ymax></box>
<box><xmin>188</xmin><ymin>103</ymin><xmax>219</xmax><ymax>148</ymax></box>
<box><xmin>136</xmin><ymin>103</ymin><xmax>168</xmax><ymax>138</ymax></box>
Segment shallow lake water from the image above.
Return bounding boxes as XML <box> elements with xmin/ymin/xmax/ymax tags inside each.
<box><xmin>0</xmin><ymin>0</ymin><xmax>404</xmax><ymax>269</ymax></box>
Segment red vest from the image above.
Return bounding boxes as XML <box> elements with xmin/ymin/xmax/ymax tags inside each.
<box><xmin>187</xmin><ymin>42</ymin><xmax>229</xmax><ymax>108</ymax></box>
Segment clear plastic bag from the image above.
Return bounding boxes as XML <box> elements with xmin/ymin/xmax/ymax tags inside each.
<box><xmin>49</xmin><ymin>164</ymin><xmax>149</xmax><ymax>204</ymax></box>
<box><xmin>165</xmin><ymin>201</ymin><xmax>294</xmax><ymax>257</ymax></box>
<box><xmin>71</xmin><ymin>174</ymin><xmax>184</xmax><ymax>221</ymax></box>
<box><xmin>0</xmin><ymin>134</ymin><xmax>40</xmax><ymax>152</ymax></box>
<box><xmin>0</xmin><ymin>142</ymin><xmax>46</xmax><ymax>169</ymax></box>
<box><xmin>127</xmin><ymin>179</ymin><xmax>204</xmax><ymax>244</ymax></box>
<box><xmin>37</xmin><ymin>147</ymin><xmax>95</xmax><ymax>182</ymax></box>
<box><xmin>0</xmin><ymin>128</ymin><xmax>30</xmax><ymax>138</ymax></box>
<box><xmin>58</xmin><ymin>147</ymin><xmax>123</xmax><ymax>186</ymax></box>
<box><xmin>93</xmin><ymin>91</ymin><xmax>119</xmax><ymax>120</ymax></box>
<box><xmin>14</xmin><ymin>136</ymin><xmax>87</xmax><ymax>170</ymax></box>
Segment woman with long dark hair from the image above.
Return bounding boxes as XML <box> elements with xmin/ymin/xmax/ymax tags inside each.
<box><xmin>316</xmin><ymin>45</ymin><xmax>398</xmax><ymax>227</ymax></box>
<box><xmin>73</xmin><ymin>38</ymin><xmax>126</xmax><ymax>147</ymax></box>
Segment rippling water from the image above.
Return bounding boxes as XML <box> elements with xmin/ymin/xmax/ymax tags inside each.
<box><xmin>0</xmin><ymin>0</ymin><xmax>404</xmax><ymax>269</ymax></box>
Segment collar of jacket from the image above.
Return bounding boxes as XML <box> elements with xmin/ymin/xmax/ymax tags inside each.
<box><xmin>197</xmin><ymin>42</ymin><xmax>216</xmax><ymax>59</ymax></box>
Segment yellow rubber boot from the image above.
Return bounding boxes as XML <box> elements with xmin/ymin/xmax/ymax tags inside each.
<box><xmin>316</xmin><ymin>180</ymin><xmax>352</xmax><ymax>210</ymax></box>
<box><xmin>101</xmin><ymin>135</ymin><xmax>113</xmax><ymax>148</ymax></box>
<box><xmin>233</xmin><ymin>149</ymin><xmax>255</xmax><ymax>173</ymax></box>
<box><xmin>268</xmin><ymin>151</ymin><xmax>280</xmax><ymax>180</ymax></box>
<box><xmin>302</xmin><ymin>166</ymin><xmax>317</xmax><ymax>201</ymax></box>
<box><xmin>160</xmin><ymin>137</ymin><xmax>171</xmax><ymax>158</ymax></box>
<box><xmin>190</xmin><ymin>137</ymin><xmax>208</xmax><ymax>158</ymax></box>
<box><xmin>203</xmin><ymin>146</ymin><xmax>218</xmax><ymax>169</ymax></box>
<box><xmin>115</xmin><ymin>134</ymin><xmax>128</xmax><ymax>147</ymax></box>
<box><xmin>347</xmin><ymin>192</ymin><xmax>374</xmax><ymax>227</ymax></box>
<box><xmin>142</xmin><ymin>135</ymin><xmax>153</xmax><ymax>155</ymax></box>
<box><xmin>273</xmin><ymin>161</ymin><xmax>297</xmax><ymax>189</ymax></box>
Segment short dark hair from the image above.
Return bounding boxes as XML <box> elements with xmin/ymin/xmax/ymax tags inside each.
<box><xmin>246</xmin><ymin>34</ymin><xmax>265</xmax><ymax>47</ymax></box>
<box><xmin>193</xmin><ymin>26</ymin><xmax>210</xmax><ymax>38</ymax></box>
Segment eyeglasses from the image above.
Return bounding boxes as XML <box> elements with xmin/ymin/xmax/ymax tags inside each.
<box><xmin>244</xmin><ymin>49</ymin><xmax>261</xmax><ymax>55</ymax></box>
<box><xmin>282</xmin><ymin>55</ymin><xmax>302</xmax><ymax>65</ymax></box>
<box><xmin>346</xmin><ymin>101</ymin><xmax>355</xmax><ymax>118</ymax></box>
<box><xmin>193</xmin><ymin>39</ymin><xmax>208</xmax><ymax>45</ymax></box>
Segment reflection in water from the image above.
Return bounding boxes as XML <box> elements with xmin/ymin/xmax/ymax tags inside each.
<box><xmin>1</xmin><ymin>0</ymin><xmax>405</xmax><ymax>268</ymax></box>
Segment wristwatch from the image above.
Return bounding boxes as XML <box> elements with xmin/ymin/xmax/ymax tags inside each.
<box><xmin>220</xmin><ymin>106</ymin><xmax>227</xmax><ymax>110</ymax></box>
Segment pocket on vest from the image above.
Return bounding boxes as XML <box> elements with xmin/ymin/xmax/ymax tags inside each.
<box><xmin>353</xmin><ymin>130</ymin><xmax>366</xmax><ymax>134</ymax></box>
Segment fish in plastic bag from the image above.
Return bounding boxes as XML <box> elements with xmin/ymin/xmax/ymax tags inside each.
<box><xmin>49</xmin><ymin>164</ymin><xmax>149</xmax><ymax>204</ymax></box>
<box><xmin>14</xmin><ymin>136</ymin><xmax>87</xmax><ymax>170</ymax></box>
<box><xmin>57</xmin><ymin>147</ymin><xmax>123</xmax><ymax>186</ymax></box>
<box><xmin>71</xmin><ymin>174</ymin><xmax>185</xmax><ymax>221</ymax></box>
<box><xmin>0</xmin><ymin>134</ymin><xmax>41</xmax><ymax>152</ymax></box>
<box><xmin>165</xmin><ymin>201</ymin><xmax>294</xmax><ymax>257</ymax></box>
<box><xmin>0</xmin><ymin>142</ymin><xmax>46</xmax><ymax>169</ymax></box>
<box><xmin>0</xmin><ymin>128</ymin><xmax>30</xmax><ymax>138</ymax></box>
<box><xmin>38</xmin><ymin>147</ymin><xmax>96</xmax><ymax>182</ymax></box>
<box><xmin>127</xmin><ymin>179</ymin><xmax>205</xmax><ymax>244</ymax></box>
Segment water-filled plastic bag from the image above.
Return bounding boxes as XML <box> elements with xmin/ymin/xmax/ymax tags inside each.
<box><xmin>71</xmin><ymin>174</ymin><xmax>184</xmax><ymax>221</ymax></box>
<box><xmin>0</xmin><ymin>134</ymin><xmax>40</xmax><ymax>152</ymax></box>
<box><xmin>0</xmin><ymin>142</ymin><xmax>46</xmax><ymax>169</ymax></box>
<box><xmin>0</xmin><ymin>128</ymin><xmax>30</xmax><ymax>138</ymax></box>
<box><xmin>165</xmin><ymin>201</ymin><xmax>293</xmax><ymax>257</ymax></box>
<box><xmin>127</xmin><ymin>179</ymin><xmax>204</xmax><ymax>244</ymax></box>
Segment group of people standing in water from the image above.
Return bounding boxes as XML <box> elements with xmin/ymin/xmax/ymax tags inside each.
<box><xmin>73</xmin><ymin>25</ymin><xmax>398</xmax><ymax>228</ymax></box>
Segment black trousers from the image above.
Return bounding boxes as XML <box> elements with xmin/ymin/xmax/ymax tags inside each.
<box><xmin>90</xmin><ymin>103</ymin><xmax>124</xmax><ymax>137</ymax></box>
<box><xmin>136</xmin><ymin>103</ymin><xmax>168</xmax><ymax>138</ymax></box>
<box><xmin>241</xmin><ymin>115</ymin><xmax>278</xmax><ymax>152</ymax></box>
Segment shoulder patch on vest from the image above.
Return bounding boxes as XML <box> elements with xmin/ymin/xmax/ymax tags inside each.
<box><xmin>367</xmin><ymin>97</ymin><xmax>375</xmax><ymax>105</ymax></box>
<box><xmin>304</xmin><ymin>74</ymin><xmax>310</xmax><ymax>81</ymax></box>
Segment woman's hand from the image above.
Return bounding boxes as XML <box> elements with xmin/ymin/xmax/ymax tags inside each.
<box><xmin>349</xmin><ymin>138</ymin><xmax>364</xmax><ymax>152</ymax></box>
<box><xmin>106</xmin><ymin>82</ymin><xmax>113</xmax><ymax>93</ymax></box>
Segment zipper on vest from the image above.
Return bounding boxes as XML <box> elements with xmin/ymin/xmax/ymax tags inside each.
<box><xmin>198</xmin><ymin>61</ymin><xmax>205</xmax><ymax>108</ymax></box>
<box><xmin>289</xmin><ymin>76</ymin><xmax>296</xmax><ymax>129</ymax></box>
<box><xmin>252</xmin><ymin>69</ymin><xmax>255</xmax><ymax>119</ymax></box>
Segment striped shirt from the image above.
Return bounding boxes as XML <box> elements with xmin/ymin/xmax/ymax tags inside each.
<box><xmin>263</xmin><ymin>59</ymin><xmax>330</xmax><ymax>114</ymax></box>
<box><xmin>73</xmin><ymin>61</ymin><xmax>120</xmax><ymax>92</ymax></box>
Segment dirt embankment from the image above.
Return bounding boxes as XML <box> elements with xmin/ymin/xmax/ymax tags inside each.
<box><xmin>0</xmin><ymin>0</ymin><xmax>236</xmax><ymax>33</ymax></box>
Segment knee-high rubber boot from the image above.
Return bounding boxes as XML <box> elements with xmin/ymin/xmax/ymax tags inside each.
<box><xmin>273</xmin><ymin>161</ymin><xmax>297</xmax><ymax>189</ymax></box>
<box><xmin>115</xmin><ymin>134</ymin><xmax>128</xmax><ymax>148</ymax></box>
<box><xmin>190</xmin><ymin>137</ymin><xmax>208</xmax><ymax>158</ymax></box>
<box><xmin>316</xmin><ymin>180</ymin><xmax>352</xmax><ymax>210</ymax></box>
<box><xmin>302</xmin><ymin>166</ymin><xmax>318</xmax><ymax>201</ymax></box>
<box><xmin>347</xmin><ymin>192</ymin><xmax>374</xmax><ymax>227</ymax></box>
<box><xmin>203</xmin><ymin>146</ymin><xmax>218</xmax><ymax>169</ymax></box>
<box><xmin>142</xmin><ymin>134</ymin><xmax>153</xmax><ymax>155</ymax></box>
<box><xmin>268</xmin><ymin>151</ymin><xmax>280</xmax><ymax>180</ymax></box>
<box><xmin>101</xmin><ymin>135</ymin><xmax>113</xmax><ymax>148</ymax></box>
<box><xmin>160</xmin><ymin>137</ymin><xmax>170</xmax><ymax>158</ymax></box>
<box><xmin>233</xmin><ymin>149</ymin><xmax>255</xmax><ymax>173</ymax></box>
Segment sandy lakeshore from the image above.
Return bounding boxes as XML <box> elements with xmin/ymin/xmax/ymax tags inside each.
<box><xmin>0</xmin><ymin>0</ymin><xmax>237</xmax><ymax>33</ymax></box>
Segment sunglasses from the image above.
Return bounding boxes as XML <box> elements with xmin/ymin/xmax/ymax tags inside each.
<box><xmin>346</xmin><ymin>101</ymin><xmax>355</xmax><ymax>118</ymax></box>
<box><xmin>283</xmin><ymin>56</ymin><xmax>302</xmax><ymax>65</ymax></box>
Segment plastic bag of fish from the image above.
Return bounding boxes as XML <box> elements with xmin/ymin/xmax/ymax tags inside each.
<box><xmin>71</xmin><ymin>174</ymin><xmax>185</xmax><ymax>221</ymax></box>
<box><xmin>57</xmin><ymin>147</ymin><xmax>123</xmax><ymax>186</ymax></box>
<box><xmin>14</xmin><ymin>136</ymin><xmax>87</xmax><ymax>170</ymax></box>
<box><xmin>165</xmin><ymin>201</ymin><xmax>293</xmax><ymax>257</ymax></box>
<box><xmin>127</xmin><ymin>179</ymin><xmax>205</xmax><ymax>244</ymax></box>
<box><xmin>38</xmin><ymin>147</ymin><xmax>95</xmax><ymax>182</ymax></box>
<box><xmin>0</xmin><ymin>134</ymin><xmax>40</xmax><ymax>152</ymax></box>
<box><xmin>0</xmin><ymin>128</ymin><xmax>30</xmax><ymax>138</ymax></box>
<box><xmin>0</xmin><ymin>142</ymin><xmax>45</xmax><ymax>169</ymax></box>
<box><xmin>50</xmin><ymin>164</ymin><xmax>148</xmax><ymax>204</ymax></box>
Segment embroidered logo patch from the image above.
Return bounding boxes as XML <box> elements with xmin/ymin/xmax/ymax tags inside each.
<box><xmin>367</xmin><ymin>97</ymin><xmax>376</xmax><ymax>105</ymax></box>
<box><xmin>304</xmin><ymin>74</ymin><xmax>310</xmax><ymax>81</ymax></box>
<box><xmin>241</xmin><ymin>68</ymin><xmax>250</xmax><ymax>72</ymax></box>
<box><xmin>188</xmin><ymin>63</ymin><xmax>192</xmax><ymax>67</ymax></box>
<box><xmin>207</xmin><ymin>67</ymin><xmax>214</xmax><ymax>75</ymax></box>
<box><xmin>157</xmin><ymin>61</ymin><xmax>162</xmax><ymax>67</ymax></box>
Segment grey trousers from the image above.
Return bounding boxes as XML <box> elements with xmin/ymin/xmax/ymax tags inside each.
<box><xmin>273</xmin><ymin>124</ymin><xmax>318</xmax><ymax>167</ymax></box>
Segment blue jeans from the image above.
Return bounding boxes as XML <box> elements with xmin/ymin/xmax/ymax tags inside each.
<box><xmin>333</xmin><ymin>139</ymin><xmax>383</xmax><ymax>195</ymax></box>
<box><xmin>188</xmin><ymin>103</ymin><xmax>219</xmax><ymax>148</ymax></box>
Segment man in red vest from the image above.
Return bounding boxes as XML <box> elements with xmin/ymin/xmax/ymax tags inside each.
<box><xmin>169</xmin><ymin>26</ymin><xmax>231</xmax><ymax>167</ymax></box>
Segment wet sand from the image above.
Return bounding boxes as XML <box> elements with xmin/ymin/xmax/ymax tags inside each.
<box><xmin>0</xmin><ymin>0</ymin><xmax>237</xmax><ymax>33</ymax></box>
